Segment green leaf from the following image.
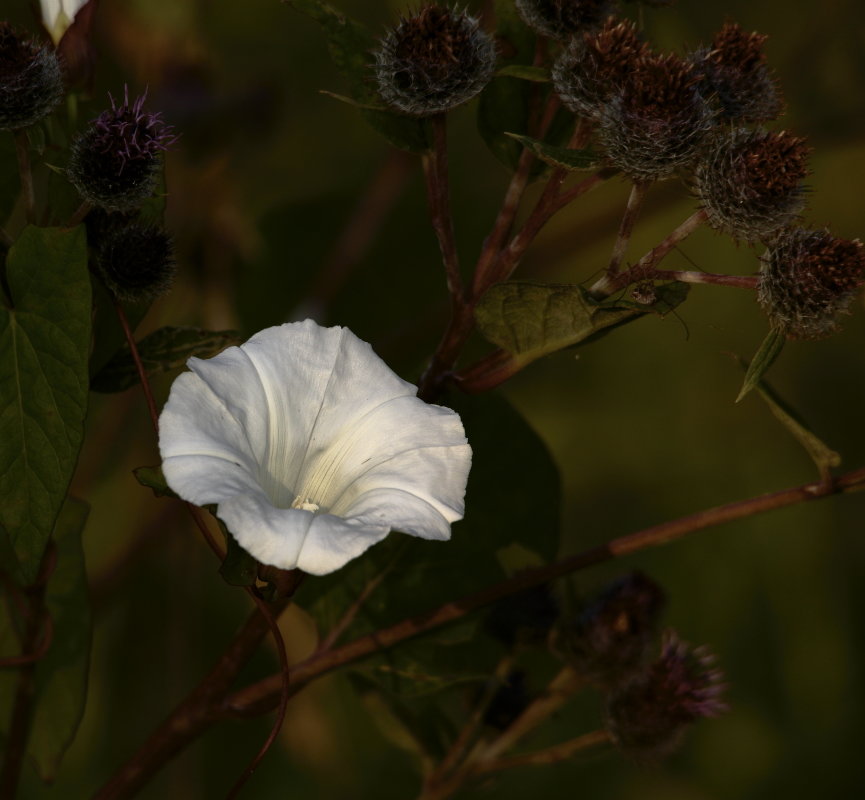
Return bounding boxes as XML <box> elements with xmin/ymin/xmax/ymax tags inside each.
<box><xmin>475</xmin><ymin>281</ymin><xmax>688</xmax><ymax>365</ymax></box>
<box><xmin>90</xmin><ymin>326</ymin><xmax>239</xmax><ymax>393</ymax></box>
<box><xmin>477</xmin><ymin>0</ymin><xmax>537</xmax><ymax>170</ymax></box>
<box><xmin>286</xmin><ymin>0</ymin><xmax>431</xmax><ymax>152</ymax></box>
<box><xmin>217</xmin><ymin>521</ymin><xmax>259</xmax><ymax>587</ymax></box>
<box><xmin>736</xmin><ymin>359</ymin><xmax>841</xmax><ymax>479</ymax></box>
<box><xmin>496</xmin><ymin>64</ymin><xmax>550</xmax><ymax>82</ymax></box>
<box><xmin>736</xmin><ymin>326</ymin><xmax>786</xmax><ymax>403</ymax></box>
<box><xmin>0</xmin><ymin>226</ymin><xmax>90</xmax><ymax>583</ymax></box>
<box><xmin>0</xmin><ymin>497</ymin><xmax>91</xmax><ymax>781</ymax></box>
<box><xmin>132</xmin><ymin>465</ymin><xmax>179</xmax><ymax>500</ymax></box>
<box><xmin>504</xmin><ymin>133</ymin><xmax>599</xmax><ymax>171</ymax></box>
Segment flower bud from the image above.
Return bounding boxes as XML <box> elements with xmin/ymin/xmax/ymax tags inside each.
<box><xmin>0</xmin><ymin>22</ymin><xmax>64</xmax><ymax>131</ymax></box>
<box><xmin>374</xmin><ymin>5</ymin><xmax>496</xmax><ymax>117</ymax></box>
<box><xmin>515</xmin><ymin>0</ymin><xmax>615</xmax><ymax>41</ymax></box>
<box><xmin>552</xmin><ymin>18</ymin><xmax>649</xmax><ymax>120</ymax></box>
<box><xmin>92</xmin><ymin>220</ymin><xmax>176</xmax><ymax>302</ymax></box>
<box><xmin>606</xmin><ymin>630</ymin><xmax>727</xmax><ymax>760</ymax></box>
<box><xmin>67</xmin><ymin>88</ymin><xmax>177</xmax><ymax>212</ymax></box>
<box><xmin>757</xmin><ymin>228</ymin><xmax>865</xmax><ymax>340</ymax></box>
<box><xmin>484</xmin><ymin>584</ymin><xmax>560</xmax><ymax>648</ymax></box>
<box><xmin>691</xmin><ymin>22</ymin><xmax>783</xmax><ymax>124</ymax></box>
<box><xmin>558</xmin><ymin>571</ymin><xmax>665</xmax><ymax>687</ymax></box>
<box><xmin>693</xmin><ymin>128</ymin><xmax>810</xmax><ymax>242</ymax></box>
<box><xmin>597</xmin><ymin>52</ymin><xmax>714</xmax><ymax>181</ymax></box>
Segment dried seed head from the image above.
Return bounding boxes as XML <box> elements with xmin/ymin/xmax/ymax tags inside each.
<box><xmin>515</xmin><ymin>0</ymin><xmax>616</xmax><ymax>41</ymax></box>
<box><xmin>67</xmin><ymin>88</ymin><xmax>177</xmax><ymax>212</ymax></box>
<box><xmin>606</xmin><ymin>630</ymin><xmax>727</xmax><ymax>760</ymax></box>
<box><xmin>374</xmin><ymin>5</ymin><xmax>497</xmax><ymax>117</ymax></box>
<box><xmin>552</xmin><ymin>18</ymin><xmax>650</xmax><ymax>119</ymax></box>
<box><xmin>757</xmin><ymin>228</ymin><xmax>865</xmax><ymax>339</ymax></box>
<box><xmin>0</xmin><ymin>22</ymin><xmax>64</xmax><ymax>131</ymax></box>
<box><xmin>559</xmin><ymin>571</ymin><xmax>666</xmax><ymax>688</ymax></box>
<box><xmin>693</xmin><ymin>128</ymin><xmax>810</xmax><ymax>242</ymax></box>
<box><xmin>93</xmin><ymin>221</ymin><xmax>176</xmax><ymax>302</ymax></box>
<box><xmin>691</xmin><ymin>22</ymin><xmax>783</xmax><ymax>124</ymax></box>
<box><xmin>597</xmin><ymin>53</ymin><xmax>715</xmax><ymax>181</ymax></box>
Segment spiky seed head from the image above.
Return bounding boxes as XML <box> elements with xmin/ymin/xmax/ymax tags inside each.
<box><xmin>693</xmin><ymin>128</ymin><xmax>810</xmax><ymax>242</ymax></box>
<box><xmin>691</xmin><ymin>22</ymin><xmax>783</xmax><ymax>124</ymax></box>
<box><xmin>552</xmin><ymin>18</ymin><xmax>650</xmax><ymax>119</ymax></box>
<box><xmin>515</xmin><ymin>0</ymin><xmax>616</xmax><ymax>41</ymax></box>
<box><xmin>558</xmin><ymin>571</ymin><xmax>666</xmax><ymax>688</ymax></box>
<box><xmin>0</xmin><ymin>22</ymin><xmax>64</xmax><ymax>131</ymax></box>
<box><xmin>67</xmin><ymin>88</ymin><xmax>177</xmax><ymax>212</ymax></box>
<box><xmin>606</xmin><ymin>630</ymin><xmax>727</xmax><ymax>760</ymax></box>
<box><xmin>757</xmin><ymin>228</ymin><xmax>865</xmax><ymax>340</ymax></box>
<box><xmin>374</xmin><ymin>5</ymin><xmax>497</xmax><ymax>117</ymax></box>
<box><xmin>597</xmin><ymin>53</ymin><xmax>715</xmax><ymax>181</ymax></box>
<box><xmin>92</xmin><ymin>221</ymin><xmax>176</xmax><ymax>302</ymax></box>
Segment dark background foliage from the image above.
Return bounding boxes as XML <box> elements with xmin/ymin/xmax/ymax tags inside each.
<box><xmin>4</xmin><ymin>0</ymin><xmax>864</xmax><ymax>797</ymax></box>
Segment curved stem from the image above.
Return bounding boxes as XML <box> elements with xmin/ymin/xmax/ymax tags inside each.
<box><xmin>606</xmin><ymin>180</ymin><xmax>650</xmax><ymax>278</ymax></box>
<box><xmin>226</xmin><ymin>464</ymin><xmax>865</xmax><ymax>718</ymax></box>
<box><xmin>475</xmin><ymin>729</ymin><xmax>612</xmax><ymax>773</ymax></box>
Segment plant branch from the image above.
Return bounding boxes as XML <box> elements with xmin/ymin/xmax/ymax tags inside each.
<box><xmin>606</xmin><ymin>180</ymin><xmax>650</xmax><ymax>278</ymax></box>
<box><xmin>0</xmin><ymin>544</ymin><xmax>57</xmax><ymax>798</ymax></box>
<box><xmin>475</xmin><ymin>729</ymin><xmax>612</xmax><ymax>773</ymax></box>
<box><xmin>226</xmin><ymin>464</ymin><xmax>865</xmax><ymax>718</ymax></box>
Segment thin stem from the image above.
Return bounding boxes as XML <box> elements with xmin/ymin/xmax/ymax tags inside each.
<box><xmin>454</xmin><ymin>349</ymin><xmax>522</xmax><ymax>395</ymax></box>
<box><xmin>590</xmin><ymin>208</ymin><xmax>708</xmax><ymax>297</ymax></box>
<box><xmin>476</xmin><ymin>666</ymin><xmax>582</xmax><ymax>763</ymax></box>
<box><xmin>226</xmin><ymin>464</ymin><xmax>865</xmax><ymax>718</ymax></box>
<box><xmin>65</xmin><ymin>200</ymin><xmax>92</xmax><ymax>229</ymax></box>
<box><xmin>475</xmin><ymin>729</ymin><xmax>612</xmax><ymax>773</ymax></box>
<box><xmin>14</xmin><ymin>130</ymin><xmax>35</xmax><ymax>225</ymax></box>
<box><xmin>648</xmin><ymin>270</ymin><xmax>757</xmax><ymax>290</ymax></box>
<box><xmin>112</xmin><ymin>295</ymin><xmax>160</xmax><ymax>432</ymax></box>
<box><xmin>606</xmin><ymin>180</ymin><xmax>650</xmax><ymax>278</ymax></box>
<box><xmin>93</xmin><ymin>589</ymin><xmax>299</xmax><ymax>800</ymax></box>
<box><xmin>0</xmin><ymin>612</ymin><xmax>53</xmax><ymax>667</ymax></box>
<box><xmin>0</xmin><ymin>544</ymin><xmax>56</xmax><ymax>798</ymax></box>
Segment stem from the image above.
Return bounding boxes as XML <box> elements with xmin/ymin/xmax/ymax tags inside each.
<box><xmin>590</xmin><ymin>208</ymin><xmax>708</xmax><ymax>297</ymax></box>
<box><xmin>112</xmin><ymin>295</ymin><xmax>160</xmax><ymax>431</ymax></box>
<box><xmin>0</xmin><ymin>544</ymin><xmax>57</xmax><ymax>798</ymax></box>
<box><xmin>649</xmin><ymin>270</ymin><xmax>758</xmax><ymax>290</ymax></box>
<box><xmin>475</xmin><ymin>729</ymin><xmax>612</xmax><ymax>773</ymax></box>
<box><xmin>14</xmin><ymin>131</ymin><xmax>35</xmax><ymax>225</ymax></box>
<box><xmin>454</xmin><ymin>349</ymin><xmax>522</xmax><ymax>395</ymax></box>
<box><xmin>93</xmin><ymin>590</ymin><xmax>299</xmax><ymax>800</ymax></box>
<box><xmin>65</xmin><ymin>201</ymin><xmax>92</xmax><ymax>229</ymax></box>
<box><xmin>226</xmin><ymin>465</ymin><xmax>865</xmax><ymax>718</ymax></box>
<box><xmin>606</xmin><ymin>180</ymin><xmax>650</xmax><ymax>278</ymax></box>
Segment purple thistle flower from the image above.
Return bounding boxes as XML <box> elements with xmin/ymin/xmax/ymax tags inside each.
<box><xmin>67</xmin><ymin>87</ymin><xmax>177</xmax><ymax>211</ymax></box>
<box><xmin>606</xmin><ymin>630</ymin><xmax>727</xmax><ymax>760</ymax></box>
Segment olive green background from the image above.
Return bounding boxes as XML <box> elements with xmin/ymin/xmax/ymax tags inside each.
<box><xmin>6</xmin><ymin>0</ymin><xmax>865</xmax><ymax>797</ymax></box>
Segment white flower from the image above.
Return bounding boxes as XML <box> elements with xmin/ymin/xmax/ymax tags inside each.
<box><xmin>158</xmin><ymin>321</ymin><xmax>472</xmax><ymax>576</ymax></box>
<box><xmin>40</xmin><ymin>0</ymin><xmax>90</xmax><ymax>45</ymax></box>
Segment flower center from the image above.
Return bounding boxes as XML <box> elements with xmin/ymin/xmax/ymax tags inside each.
<box><xmin>291</xmin><ymin>496</ymin><xmax>320</xmax><ymax>513</ymax></box>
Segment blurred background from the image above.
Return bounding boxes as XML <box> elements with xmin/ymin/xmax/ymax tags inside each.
<box><xmin>7</xmin><ymin>0</ymin><xmax>865</xmax><ymax>797</ymax></box>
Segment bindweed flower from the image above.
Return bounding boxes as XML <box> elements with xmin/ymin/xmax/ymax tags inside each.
<box><xmin>159</xmin><ymin>321</ymin><xmax>472</xmax><ymax>576</ymax></box>
<box><xmin>40</xmin><ymin>0</ymin><xmax>91</xmax><ymax>45</ymax></box>
<box><xmin>606</xmin><ymin>630</ymin><xmax>727</xmax><ymax>760</ymax></box>
<box><xmin>757</xmin><ymin>227</ymin><xmax>865</xmax><ymax>339</ymax></box>
<box><xmin>67</xmin><ymin>87</ymin><xmax>177</xmax><ymax>212</ymax></box>
<box><xmin>374</xmin><ymin>4</ymin><xmax>496</xmax><ymax>117</ymax></box>
<box><xmin>0</xmin><ymin>22</ymin><xmax>64</xmax><ymax>131</ymax></box>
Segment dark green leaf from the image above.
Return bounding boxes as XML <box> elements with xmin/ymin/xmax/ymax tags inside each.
<box><xmin>286</xmin><ymin>0</ymin><xmax>430</xmax><ymax>152</ymax></box>
<box><xmin>736</xmin><ymin>326</ymin><xmax>786</xmax><ymax>403</ymax></box>
<box><xmin>477</xmin><ymin>0</ymin><xmax>537</xmax><ymax>170</ymax></box>
<box><xmin>0</xmin><ymin>226</ymin><xmax>90</xmax><ymax>583</ymax></box>
<box><xmin>736</xmin><ymin>357</ymin><xmax>841</xmax><ymax>479</ymax></box>
<box><xmin>132</xmin><ymin>465</ymin><xmax>179</xmax><ymax>500</ymax></box>
<box><xmin>217</xmin><ymin>521</ymin><xmax>259</xmax><ymax>587</ymax></box>
<box><xmin>496</xmin><ymin>65</ymin><xmax>550</xmax><ymax>82</ymax></box>
<box><xmin>475</xmin><ymin>280</ymin><xmax>688</xmax><ymax>365</ymax></box>
<box><xmin>91</xmin><ymin>326</ymin><xmax>239</xmax><ymax>393</ymax></box>
<box><xmin>0</xmin><ymin>497</ymin><xmax>91</xmax><ymax>781</ymax></box>
<box><xmin>504</xmin><ymin>133</ymin><xmax>599</xmax><ymax>171</ymax></box>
